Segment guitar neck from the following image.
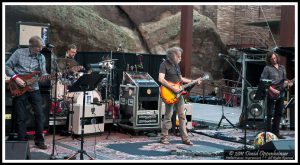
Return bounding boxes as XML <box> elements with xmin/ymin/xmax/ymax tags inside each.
<box><xmin>182</xmin><ymin>80</ymin><xmax>198</xmax><ymax>89</ymax></box>
<box><xmin>26</xmin><ymin>73</ymin><xmax>56</xmax><ymax>86</ymax></box>
<box><xmin>37</xmin><ymin>73</ymin><xmax>57</xmax><ymax>82</ymax></box>
<box><xmin>28</xmin><ymin>68</ymin><xmax>74</xmax><ymax>85</ymax></box>
<box><xmin>284</xmin><ymin>79</ymin><xmax>295</xmax><ymax>88</ymax></box>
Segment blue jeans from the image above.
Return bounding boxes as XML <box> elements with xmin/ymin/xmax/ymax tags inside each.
<box><xmin>14</xmin><ymin>90</ymin><xmax>45</xmax><ymax>144</ymax></box>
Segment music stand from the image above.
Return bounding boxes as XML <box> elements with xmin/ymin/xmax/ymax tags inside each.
<box><xmin>66</xmin><ymin>73</ymin><xmax>102</xmax><ymax>160</ymax></box>
<box><xmin>254</xmin><ymin>79</ymin><xmax>272</xmax><ymax>145</ymax></box>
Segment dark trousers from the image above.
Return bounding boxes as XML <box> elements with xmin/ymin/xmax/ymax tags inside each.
<box><xmin>266</xmin><ymin>97</ymin><xmax>284</xmax><ymax>135</ymax></box>
<box><xmin>14</xmin><ymin>90</ymin><xmax>45</xmax><ymax>144</ymax></box>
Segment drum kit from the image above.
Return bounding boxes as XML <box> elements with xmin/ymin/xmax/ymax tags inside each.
<box><xmin>89</xmin><ymin>59</ymin><xmax>117</xmax><ymax>74</ymax></box>
<box><xmin>50</xmin><ymin>57</ymin><xmax>117</xmax><ymax>115</ymax></box>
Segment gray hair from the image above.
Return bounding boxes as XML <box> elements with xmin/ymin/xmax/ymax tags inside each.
<box><xmin>166</xmin><ymin>47</ymin><xmax>183</xmax><ymax>63</ymax></box>
<box><xmin>29</xmin><ymin>35</ymin><xmax>44</xmax><ymax>47</ymax></box>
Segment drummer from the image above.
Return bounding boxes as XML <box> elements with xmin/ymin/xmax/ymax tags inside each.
<box><xmin>50</xmin><ymin>44</ymin><xmax>77</xmax><ymax>99</ymax></box>
<box><xmin>65</xmin><ymin>44</ymin><xmax>77</xmax><ymax>59</ymax></box>
<box><xmin>64</xmin><ymin>44</ymin><xmax>84</xmax><ymax>85</ymax></box>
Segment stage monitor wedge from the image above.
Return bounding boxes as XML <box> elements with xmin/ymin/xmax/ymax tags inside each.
<box><xmin>5</xmin><ymin>141</ymin><xmax>31</xmax><ymax>160</ymax></box>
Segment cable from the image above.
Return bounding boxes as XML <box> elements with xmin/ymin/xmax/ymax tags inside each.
<box><xmin>259</xmin><ymin>6</ymin><xmax>278</xmax><ymax>47</ymax></box>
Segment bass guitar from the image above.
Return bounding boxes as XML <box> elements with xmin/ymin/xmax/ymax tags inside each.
<box><xmin>6</xmin><ymin>66</ymin><xmax>82</xmax><ymax>97</ymax></box>
<box><xmin>268</xmin><ymin>78</ymin><xmax>294</xmax><ymax>100</ymax></box>
<box><xmin>160</xmin><ymin>74</ymin><xmax>209</xmax><ymax>105</ymax></box>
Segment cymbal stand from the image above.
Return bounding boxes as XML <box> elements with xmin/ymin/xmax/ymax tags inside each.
<box><xmin>106</xmin><ymin>51</ymin><xmax>119</xmax><ymax>139</ymax></box>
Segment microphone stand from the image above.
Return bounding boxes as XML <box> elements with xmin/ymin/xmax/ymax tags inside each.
<box><xmin>50</xmin><ymin>56</ymin><xmax>61</xmax><ymax>160</ymax></box>
<box><xmin>106</xmin><ymin>51</ymin><xmax>118</xmax><ymax>139</ymax></box>
<box><xmin>216</xmin><ymin>85</ymin><xmax>236</xmax><ymax>130</ymax></box>
<box><xmin>222</xmin><ymin>55</ymin><xmax>253</xmax><ymax>157</ymax></box>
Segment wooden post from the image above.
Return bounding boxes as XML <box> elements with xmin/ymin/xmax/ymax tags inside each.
<box><xmin>180</xmin><ymin>6</ymin><xmax>193</xmax><ymax>78</ymax></box>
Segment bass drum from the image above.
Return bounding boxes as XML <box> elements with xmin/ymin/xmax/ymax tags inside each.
<box><xmin>66</xmin><ymin>90</ymin><xmax>102</xmax><ymax>105</ymax></box>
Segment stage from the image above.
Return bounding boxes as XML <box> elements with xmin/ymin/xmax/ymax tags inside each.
<box><xmin>4</xmin><ymin>103</ymin><xmax>296</xmax><ymax>161</ymax></box>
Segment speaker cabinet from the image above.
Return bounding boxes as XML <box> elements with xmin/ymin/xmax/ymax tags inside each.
<box><xmin>246</xmin><ymin>62</ymin><xmax>266</xmax><ymax>87</ymax></box>
<box><xmin>247</xmin><ymin>87</ymin><xmax>265</xmax><ymax>120</ymax></box>
<box><xmin>5</xmin><ymin>92</ymin><xmax>50</xmax><ymax>135</ymax></box>
<box><xmin>71</xmin><ymin>104</ymin><xmax>105</xmax><ymax>135</ymax></box>
<box><xmin>161</xmin><ymin>103</ymin><xmax>193</xmax><ymax>130</ymax></box>
<box><xmin>5</xmin><ymin>106</ymin><xmax>15</xmax><ymax>135</ymax></box>
<box><xmin>5</xmin><ymin>86</ymin><xmax>15</xmax><ymax>135</ymax></box>
<box><xmin>5</xmin><ymin>141</ymin><xmax>31</xmax><ymax>160</ymax></box>
<box><xmin>261</xmin><ymin>139</ymin><xmax>295</xmax><ymax>151</ymax></box>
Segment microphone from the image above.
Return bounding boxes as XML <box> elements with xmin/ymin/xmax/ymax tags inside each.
<box><xmin>46</xmin><ymin>43</ymin><xmax>55</xmax><ymax>48</ymax></box>
<box><xmin>218</xmin><ymin>53</ymin><xmax>231</xmax><ymax>58</ymax></box>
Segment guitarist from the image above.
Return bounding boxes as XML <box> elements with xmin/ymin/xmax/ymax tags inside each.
<box><xmin>5</xmin><ymin>36</ymin><xmax>48</xmax><ymax>149</ymax></box>
<box><xmin>260</xmin><ymin>51</ymin><xmax>294</xmax><ymax>139</ymax></box>
<box><xmin>158</xmin><ymin>47</ymin><xmax>201</xmax><ymax>146</ymax></box>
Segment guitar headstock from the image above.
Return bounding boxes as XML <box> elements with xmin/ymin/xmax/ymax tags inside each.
<box><xmin>201</xmin><ymin>73</ymin><xmax>210</xmax><ymax>81</ymax></box>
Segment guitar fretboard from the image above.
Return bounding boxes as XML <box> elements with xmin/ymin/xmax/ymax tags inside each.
<box><xmin>26</xmin><ymin>67</ymin><xmax>81</xmax><ymax>85</ymax></box>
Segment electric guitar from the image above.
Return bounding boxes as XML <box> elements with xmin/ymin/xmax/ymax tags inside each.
<box><xmin>268</xmin><ymin>78</ymin><xmax>294</xmax><ymax>100</ymax></box>
<box><xmin>160</xmin><ymin>74</ymin><xmax>209</xmax><ymax>105</ymax></box>
<box><xmin>6</xmin><ymin>66</ymin><xmax>82</xmax><ymax>97</ymax></box>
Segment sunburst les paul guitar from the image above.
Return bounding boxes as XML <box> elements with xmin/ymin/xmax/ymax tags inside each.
<box><xmin>160</xmin><ymin>74</ymin><xmax>209</xmax><ymax>105</ymax></box>
<box><xmin>6</xmin><ymin>66</ymin><xmax>82</xmax><ymax>97</ymax></box>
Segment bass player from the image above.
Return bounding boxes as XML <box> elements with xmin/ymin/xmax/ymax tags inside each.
<box><xmin>5</xmin><ymin>35</ymin><xmax>48</xmax><ymax>149</ymax></box>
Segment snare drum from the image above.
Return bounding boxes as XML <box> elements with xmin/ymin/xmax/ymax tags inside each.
<box><xmin>66</xmin><ymin>90</ymin><xmax>102</xmax><ymax>105</ymax></box>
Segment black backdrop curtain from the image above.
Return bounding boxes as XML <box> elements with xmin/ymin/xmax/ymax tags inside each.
<box><xmin>75</xmin><ymin>52</ymin><xmax>166</xmax><ymax>100</ymax></box>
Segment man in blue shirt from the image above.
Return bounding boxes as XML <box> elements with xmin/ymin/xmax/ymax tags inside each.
<box><xmin>6</xmin><ymin>35</ymin><xmax>48</xmax><ymax>149</ymax></box>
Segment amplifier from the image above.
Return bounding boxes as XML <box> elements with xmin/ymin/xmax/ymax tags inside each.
<box><xmin>71</xmin><ymin>104</ymin><xmax>105</xmax><ymax>134</ymax></box>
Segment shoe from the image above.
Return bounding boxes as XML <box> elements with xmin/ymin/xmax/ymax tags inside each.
<box><xmin>35</xmin><ymin>143</ymin><xmax>48</xmax><ymax>150</ymax></box>
<box><xmin>160</xmin><ymin>138</ymin><xmax>170</xmax><ymax>145</ymax></box>
<box><xmin>182</xmin><ymin>140</ymin><xmax>193</xmax><ymax>146</ymax></box>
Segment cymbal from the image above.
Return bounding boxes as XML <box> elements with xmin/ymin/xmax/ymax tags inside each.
<box><xmin>56</xmin><ymin>58</ymin><xmax>79</xmax><ymax>70</ymax></box>
<box><xmin>102</xmin><ymin>59</ymin><xmax>119</xmax><ymax>62</ymax></box>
